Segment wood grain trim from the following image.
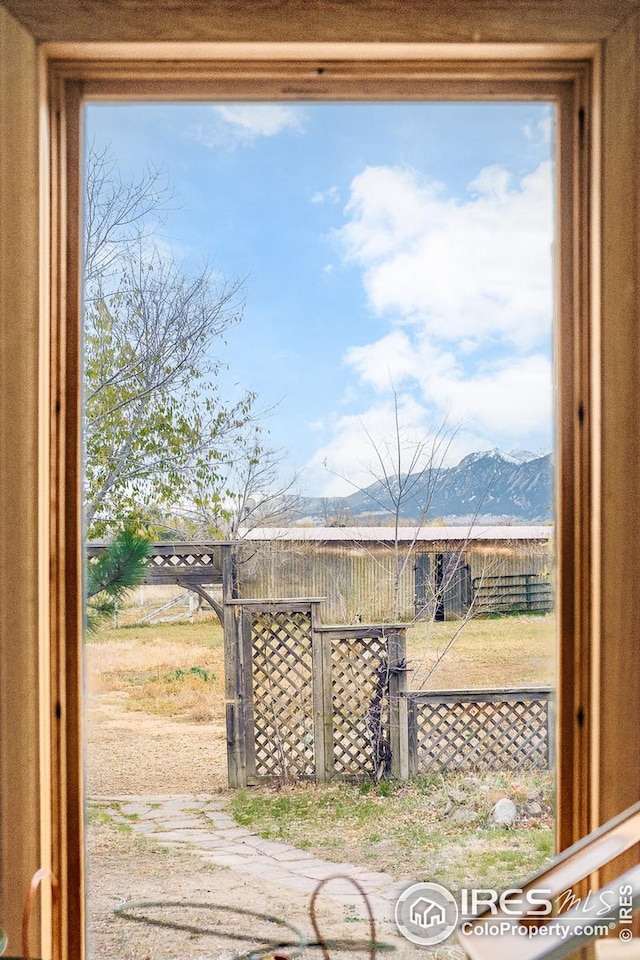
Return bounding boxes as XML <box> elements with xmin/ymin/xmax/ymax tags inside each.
<box><xmin>0</xmin><ymin>7</ymin><xmax>43</xmax><ymax>953</ymax></box>
<box><xmin>47</xmin><ymin>67</ymin><xmax>85</xmax><ymax>960</ymax></box>
<box><xmin>596</xmin><ymin>10</ymin><xmax>640</xmax><ymax>870</ymax></box>
<box><xmin>3</xmin><ymin>0</ymin><xmax>636</xmax><ymax>46</ymax></box>
<box><xmin>43</xmin><ymin>50</ymin><xmax>595</xmax><ymax>960</ymax></box>
<box><xmin>42</xmin><ymin>41</ymin><xmax>600</xmax><ymax>62</ymax></box>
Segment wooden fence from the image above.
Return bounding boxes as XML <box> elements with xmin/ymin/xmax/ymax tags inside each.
<box><xmin>472</xmin><ymin>573</ymin><xmax>553</xmax><ymax>615</ymax></box>
<box><xmin>404</xmin><ymin>687</ymin><xmax>554</xmax><ymax>773</ymax></box>
<box><xmin>224</xmin><ymin>596</ymin><xmax>408</xmax><ymax>786</ymax></box>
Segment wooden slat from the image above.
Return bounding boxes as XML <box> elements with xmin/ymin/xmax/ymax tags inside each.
<box><xmin>408</xmin><ymin>686</ymin><xmax>553</xmax><ymax>702</ymax></box>
<box><xmin>593</xmin><ymin>16</ymin><xmax>640</xmax><ymax>918</ymax></box>
<box><xmin>4</xmin><ymin>1</ymin><xmax>638</xmax><ymax>44</ymax></box>
<box><xmin>315</xmin><ymin>624</ymin><xmax>406</xmax><ymax>638</ymax></box>
<box><xmin>310</xmin><ymin>602</ymin><xmax>326</xmax><ymax>781</ymax></box>
<box><xmin>0</xmin><ymin>7</ymin><xmax>43</xmax><ymax>952</ymax></box>
<box><xmin>598</xmin><ymin>11</ymin><xmax>640</xmax><ymax>824</ymax></box>
<box><xmin>223</xmin><ymin>547</ymin><xmax>245</xmax><ymax>787</ymax></box>
<box><xmin>388</xmin><ymin>632</ymin><xmax>407</xmax><ymax>779</ymax></box>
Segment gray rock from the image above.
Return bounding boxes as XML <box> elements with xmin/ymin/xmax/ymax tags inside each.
<box><xmin>448</xmin><ymin>790</ymin><xmax>468</xmax><ymax>802</ymax></box>
<box><xmin>525</xmin><ymin>801</ymin><xmax>544</xmax><ymax>817</ymax></box>
<box><xmin>490</xmin><ymin>798</ymin><xmax>518</xmax><ymax>827</ymax></box>
<box><xmin>450</xmin><ymin>806</ymin><xmax>479</xmax><ymax>824</ymax></box>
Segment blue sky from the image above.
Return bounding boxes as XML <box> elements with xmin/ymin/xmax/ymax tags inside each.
<box><xmin>85</xmin><ymin>101</ymin><xmax>555</xmax><ymax>497</ymax></box>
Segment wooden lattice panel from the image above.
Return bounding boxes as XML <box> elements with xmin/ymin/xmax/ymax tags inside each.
<box><xmin>149</xmin><ymin>551</ymin><xmax>216</xmax><ymax>568</ymax></box>
<box><xmin>414</xmin><ymin>695</ymin><xmax>550</xmax><ymax>772</ymax></box>
<box><xmin>330</xmin><ymin>635</ymin><xmax>391</xmax><ymax>776</ymax></box>
<box><xmin>250</xmin><ymin>611</ymin><xmax>315</xmax><ymax>779</ymax></box>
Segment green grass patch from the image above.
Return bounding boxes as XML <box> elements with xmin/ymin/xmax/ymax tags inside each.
<box><xmin>230</xmin><ymin>773</ymin><xmax>554</xmax><ymax>891</ymax></box>
<box><xmin>87</xmin><ymin>803</ymin><xmax>113</xmax><ymax>825</ymax></box>
<box><xmin>163</xmin><ymin>665</ymin><xmax>215</xmax><ymax>683</ymax></box>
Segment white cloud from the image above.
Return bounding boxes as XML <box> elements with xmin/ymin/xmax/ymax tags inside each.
<box><xmin>337</xmin><ymin>160</ymin><xmax>554</xmax><ymax>351</ymax></box>
<box><xmin>311</xmin><ymin>185</ymin><xmax>340</xmax><ymax>205</ymax></box>
<box><xmin>344</xmin><ymin>329</ymin><xmax>457</xmax><ymax>394</ymax></box>
<box><xmin>343</xmin><ymin>330</ymin><xmax>552</xmax><ymax>441</ymax></box>
<box><xmin>524</xmin><ymin>112</ymin><xmax>554</xmax><ymax>146</ymax></box>
<box><xmin>304</xmin><ymin>349</ymin><xmax>552</xmax><ymax>496</ymax></box>
<box><xmin>195</xmin><ymin>104</ymin><xmax>305</xmax><ymax>147</ymax></box>
<box><xmin>305</xmin><ymin>395</ymin><xmax>443</xmax><ymax>497</ymax></box>
<box><xmin>304</xmin><ymin>158</ymin><xmax>555</xmax><ymax>494</ymax></box>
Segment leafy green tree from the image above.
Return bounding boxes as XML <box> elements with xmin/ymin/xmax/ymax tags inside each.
<box><xmin>84</xmin><ymin>146</ymin><xmax>255</xmax><ymax>538</ymax></box>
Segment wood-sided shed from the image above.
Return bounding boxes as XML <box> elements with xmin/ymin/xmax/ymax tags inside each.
<box><xmin>235</xmin><ymin>525</ymin><xmax>553</xmax><ymax>622</ymax></box>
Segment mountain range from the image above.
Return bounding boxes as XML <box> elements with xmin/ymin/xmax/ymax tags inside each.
<box><xmin>294</xmin><ymin>449</ymin><xmax>553</xmax><ymax>525</ymax></box>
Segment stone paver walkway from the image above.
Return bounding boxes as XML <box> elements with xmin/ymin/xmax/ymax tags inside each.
<box><xmin>91</xmin><ymin>794</ymin><xmax>407</xmax><ymax>922</ymax></box>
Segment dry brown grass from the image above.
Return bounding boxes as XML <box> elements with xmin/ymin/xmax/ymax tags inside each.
<box><xmin>86</xmin><ymin>619</ymin><xmax>225</xmax><ymax>720</ymax></box>
<box><xmin>87</xmin><ymin>613</ymin><xmax>554</xmax><ymax>723</ymax></box>
<box><xmin>407</xmin><ymin>614</ymin><xmax>555</xmax><ymax>689</ymax></box>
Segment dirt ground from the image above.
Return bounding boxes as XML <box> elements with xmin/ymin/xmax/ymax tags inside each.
<box><xmin>86</xmin><ymin>818</ymin><xmax>419</xmax><ymax>960</ymax></box>
<box><xmin>85</xmin><ymin>694</ymin><xmax>438</xmax><ymax>960</ymax></box>
<box><xmin>87</xmin><ymin>692</ymin><xmax>229</xmax><ymax>795</ymax></box>
<box><xmin>84</xmin><ymin>615</ymin><xmax>553</xmax><ymax>960</ymax></box>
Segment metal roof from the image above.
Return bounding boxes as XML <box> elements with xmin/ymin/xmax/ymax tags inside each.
<box><xmin>240</xmin><ymin>525</ymin><xmax>553</xmax><ymax>542</ymax></box>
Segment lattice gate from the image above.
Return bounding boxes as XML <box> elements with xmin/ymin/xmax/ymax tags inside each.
<box><xmin>223</xmin><ymin>597</ymin><xmax>407</xmax><ymax>786</ymax></box>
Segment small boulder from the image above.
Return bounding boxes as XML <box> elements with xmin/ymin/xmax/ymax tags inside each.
<box><xmin>490</xmin><ymin>798</ymin><xmax>518</xmax><ymax>828</ymax></box>
<box><xmin>448</xmin><ymin>790</ymin><xmax>468</xmax><ymax>803</ymax></box>
<box><xmin>524</xmin><ymin>801</ymin><xmax>544</xmax><ymax>817</ymax></box>
<box><xmin>450</xmin><ymin>806</ymin><xmax>479</xmax><ymax>825</ymax></box>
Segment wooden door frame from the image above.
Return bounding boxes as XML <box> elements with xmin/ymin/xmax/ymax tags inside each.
<box><xmin>10</xmin><ymin>15</ymin><xmax>640</xmax><ymax>956</ymax></box>
<box><xmin>41</xmin><ymin>46</ymin><xmax>595</xmax><ymax>959</ymax></box>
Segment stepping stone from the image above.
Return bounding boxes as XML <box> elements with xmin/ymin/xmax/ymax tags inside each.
<box><xmin>244</xmin><ymin>837</ymin><xmax>294</xmax><ymax>856</ymax></box>
<box><xmin>151</xmin><ymin>830</ymin><xmax>206</xmax><ymax>842</ymax></box>
<box><xmin>119</xmin><ymin>802</ymin><xmax>155</xmax><ymax>818</ymax></box>
<box><xmin>155</xmin><ymin>819</ymin><xmax>200</xmax><ymax>830</ymax></box>
<box><xmin>190</xmin><ymin>837</ymin><xmax>236</xmax><ymax>850</ymax></box>
<box><xmin>212</xmin><ymin>827</ymin><xmax>254</xmax><ymax>840</ymax></box>
<box><xmin>272</xmin><ymin>848</ymin><xmax>317</xmax><ymax>862</ymax></box>
<box><xmin>129</xmin><ymin>821</ymin><xmax>156</xmax><ymax>834</ymax></box>
<box><xmin>203</xmin><ymin>812</ymin><xmax>235</xmax><ymax>825</ymax></box>
<box><xmin>298</xmin><ymin>864</ymin><xmax>349</xmax><ymax>880</ymax></box>
<box><xmin>235</xmin><ymin>862</ymin><xmax>292</xmax><ymax>880</ymax></box>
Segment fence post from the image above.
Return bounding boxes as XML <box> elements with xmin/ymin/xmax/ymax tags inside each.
<box><xmin>388</xmin><ymin>630</ymin><xmax>408</xmax><ymax>779</ymax></box>
<box><xmin>397</xmin><ymin>694</ymin><xmax>410</xmax><ymax>780</ymax></box>
<box><xmin>223</xmin><ymin>543</ymin><xmax>248</xmax><ymax>788</ymax></box>
<box><xmin>311</xmin><ymin>601</ymin><xmax>328</xmax><ymax>782</ymax></box>
<box><xmin>547</xmin><ymin>695</ymin><xmax>556</xmax><ymax>770</ymax></box>
<box><xmin>406</xmin><ymin>695</ymin><xmax>418</xmax><ymax>777</ymax></box>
